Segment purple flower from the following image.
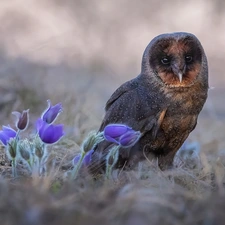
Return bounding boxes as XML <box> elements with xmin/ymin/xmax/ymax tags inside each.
<box><xmin>119</xmin><ymin>130</ymin><xmax>141</xmax><ymax>148</ymax></box>
<box><xmin>104</xmin><ymin>124</ymin><xmax>133</xmax><ymax>144</ymax></box>
<box><xmin>12</xmin><ymin>109</ymin><xmax>29</xmax><ymax>131</ymax></box>
<box><xmin>73</xmin><ymin>149</ymin><xmax>94</xmax><ymax>167</ymax></box>
<box><xmin>103</xmin><ymin>124</ymin><xmax>141</xmax><ymax>147</ymax></box>
<box><xmin>0</xmin><ymin>126</ymin><xmax>17</xmax><ymax>146</ymax></box>
<box><xmin>36</xmin><ymin>118</ymin><xmax>64</xmax><ymax>144</ymax></box>
<box><xmin>41</xmin><ymin>100</ymin><xmax>62</xmax><ymax>124</ymax></box>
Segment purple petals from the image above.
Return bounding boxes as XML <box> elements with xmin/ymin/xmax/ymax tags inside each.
<box><xmin>119</xmin><ymin>130</ymin><xmax>141</xmax><ymax>148</ymax></box>
<box><xmin>42</xmin><ymin>100</ymin><xmax>62</xmax><ymax>124</ymax></box>
<box><xmin>82</xmin><ymin>149</ymin><xmax>94</xmax><ymax>166</ymax></box>
<box><xmin>104</xmin><ymin>124</ymin><xmax>133</xmax><ymax>144</ymax></box>
<box><xmin>12</xmin><ymin>109</ymin><xmax>29</xmax><ymax>131</ymax></box>
<box><xmin>73</xmin><ymin>149</ymin><xmax>94</xmax><ymax>167</ymax></box>
<box><xmin>103</xmin><ymin>124</ymin><xmax>141</xmax><ymax>148</ymax></box>
<box><xmin>0</xmin><ymin>126</ymin><xmax>17</xmax><ymax>146</ymax></box>
<box><xmin>73</xmin><ymin>154</ymin><xmax>81</xmax><ymax>165</ymax></box>
<box><xmin>36</xmin><ymin>118</ymin><xmax>64</xmax><ymax>144</ymax></box>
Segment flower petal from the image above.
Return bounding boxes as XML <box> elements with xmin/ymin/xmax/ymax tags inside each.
<box><xmin>0</xmin><ymin>131</ymin><xmax>8</xmax><ymax>146</ymax></box>
<box><xmin>73</xmin><ymin>149</ymin><xmax>94</xmax><ymax>167</ymax></box>
<box><xmin>104</xmin><ymin>124</ymin><xmax>132</xmax><ymax>138</ymax></box>
<box><xmin>36</xmin><ymin>118</ymin><xmax>44</xmax><ymax>132</ymax></box>
<box><xmin>41</xmin><ymin>100</ymin><xmax>63</xmax><ymax>124</ymax></box>
<box><xmin>73</xmin><ymin>154</ymin><xmax>81</xmax><ymax>165</ymax></box>
<box><xmin>0</xmin><ymin>126</ymin><xmax>17</xmax><ymax>146</ymax></box>
<box><xmin>104</xmin><ymin>135</ymin><xmax>120</xmax><ymax>144</ymax></box>
<box><xmin>38</xmin><ymin>121</ymin><xmax>64</xmax><ymax>144</ymax></box>
<box><xmin>83</xmin><ymin>149</ymin><xmax>94</xmax><ymax>166</ymax></box>
<box><xmin>119</xmin><ymin>131</ymin><xmax>141</xmax><ymax>148</ymax></box>
<box><xmin>2</xmin><ymin>126</ymin><xmax>17</xmax><ymax>138</ymax></box>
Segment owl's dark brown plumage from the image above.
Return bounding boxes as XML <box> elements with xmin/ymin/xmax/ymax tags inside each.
<box><xmin>90</xmin><ymin>32</ymin><xmax>208</xmax><ymax>174</ymax></box>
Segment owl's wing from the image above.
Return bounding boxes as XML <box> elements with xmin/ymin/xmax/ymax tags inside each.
<box><xmin>100</xmin><ymin>77</ymin><xmax>167</xmax><ymax>136</ymax></box>
<box><xmin>105</xmin><ymin>78</ymin><xmax>139</xmax><ymax>111</ymax></box>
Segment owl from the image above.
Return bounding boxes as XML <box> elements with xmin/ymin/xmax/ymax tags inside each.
<box><xmin>90</xmin><ymin>32</ymin><xmax>208</xmax><ymax>174</ymax></box>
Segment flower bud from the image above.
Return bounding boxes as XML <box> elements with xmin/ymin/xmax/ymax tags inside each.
<box><xmin>81</xmin><ymin>131</ymin><xmax>104</xmax><ymax>153</ymax></box>
<box><xmin>6</xmin><ymin>138</ymin><xmax>17</xmax><ymax>159</ymax></box>
<box><xmin>12</xmin><ymin>109</ymin><xmax>29</xmax><ymax>131</ymax></box>
<box><xmin>41</xmin><ymin>100</ymin><xmax>62</xmax><ymax>124</ymax></box>
<box><xmin>119</xmin><ymin>131</ymin><xmax>141</xmax><ymax>148</ymax></box>
<box><xmin>33</xmin><ymin>136</ymin><xmax>45</xmax><ymax>159</ymax></box>
<box><xmin>73</xmin><ymin>149</ymin><xmax>94</xmax><ymax>167</ymax></box>
<box><xmin>18</xmin><ymin>139</ymin><xmax>31</xmax><ymax>161</ymax></box>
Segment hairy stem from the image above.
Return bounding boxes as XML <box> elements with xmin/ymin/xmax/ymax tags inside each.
<box><xmin>11</xmin><ymin>158</ymin><xmax>17</xmax><ymax>178</ymax></box>
<box><xmin>71</xmin><ymin>151</ymin><xmax>85</xmax><ymax>180</ymax></box>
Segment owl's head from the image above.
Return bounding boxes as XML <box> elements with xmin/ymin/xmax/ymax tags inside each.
<box><xmin>142</xmin><ymin>32</ymin><xmax>208</xmax><ymax>88</ymax></box>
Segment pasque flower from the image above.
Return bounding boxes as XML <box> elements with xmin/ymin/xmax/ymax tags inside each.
<box><xmin>41</xmin><ymin>100</ymin><xmax>62</xmax><ymax>124</ymax></box>
<box><xmin>71</xmin><ymin>131</ymin><xmax>104</xmax><ymax>180</ymax></box>
<box><xmin>73</xmin><ymin>149</ymin><xmax>94</xmax><ymax>167</ymax></box>
<box><xmin>12</xmin><ymin>109</ymin><xmax>29</xmax><ymax>131</ymax></box>
<box><xmin>36</xmin><ymin>118</ymin><xmax>64</xmax><ymax>144</ymax></box>
<box><xmin>0</xmin><ymin>126</ymin><xmax>17</xmax><ymax>146</ymax></box>
<box><xmin>119</xmin><ymin>130</ymin><xmax>141</xmax><ymax>148</ymax></box>
<box><xmin>103</xmin><ymin>124</ymin><xmax>141</xmax><ymax>148</ymax></box>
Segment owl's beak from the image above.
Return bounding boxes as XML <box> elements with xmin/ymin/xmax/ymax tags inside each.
<box><xmin>172</xmin><ymin>65</ymin><xmax>185</xmax><ymax>83</ymax></box>
<box><xmin>178</xmin><ymin>72</ymin><xmax>183</xmax><ymax>83</ymax></box>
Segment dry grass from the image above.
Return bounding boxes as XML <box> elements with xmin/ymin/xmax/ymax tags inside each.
<box><xmin>1</xmin><ymin>150</ymin><xmax>225</xmax><ymax>225</ymax></box>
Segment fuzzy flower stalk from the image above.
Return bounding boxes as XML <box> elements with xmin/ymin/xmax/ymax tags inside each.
<box><xmin>71</xmin><ymin>131</ymin><xmax>104</xmax><ymax>180</ymax></box>
<box><xmin>6</xmin><ymin>133</ymin><xmax>17</xmax><ymax>177</ymax></box>
<box><xmin>105</xmin><ymin>146</ymin><xmax>120</xmax><ymax>180</ymax></box>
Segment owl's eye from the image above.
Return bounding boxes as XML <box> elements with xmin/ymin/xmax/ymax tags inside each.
<box><xmin>161</xmin><ymin>56</ymin><xmax>170</xmax><ymax>65</ymax></box>
<box><xmin>185</xmin><ymin>55</ymin><xmax>193</xmax><ymax>63</ymax></box>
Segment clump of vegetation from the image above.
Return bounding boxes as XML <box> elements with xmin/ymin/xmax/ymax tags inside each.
<box><xmin>0</xmin><ymin>100</ymin><xmax>225</xmax><ymax>225</ymax></box>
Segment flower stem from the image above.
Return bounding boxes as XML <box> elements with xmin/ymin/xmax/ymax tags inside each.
<box><xmin>15</xmin><ymin>130</ymin><xmax>20</xmax><ymax>141</ymax></box>
<box><xmin>11</xmin><ymin>158</ymin><xmax>17</xmax><ymax>177</ymax></box>
<box><xmin>71</xmin><ymin>151</ymin><xmax>85</xmax><ymax>180</ymax></box>
<box><xmin>27</xmin><ymin>159</ymin><xmax>32</xmax><ymax>172</ymax></box>
<box><xmin>106</xmin><ymin>164</ymin><xmax>112</xmax><ymax>180</ymax></box>
<box><xmin>105</xmin><ymin>146</ymin><xmax>119</xmax><ymax>180</ymax></box>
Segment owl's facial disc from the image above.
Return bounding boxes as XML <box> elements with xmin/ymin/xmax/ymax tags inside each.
<box><xmin>149</xmin><ymin>36</ymin><xmax>202</xmax><ymax>87</ymax></box>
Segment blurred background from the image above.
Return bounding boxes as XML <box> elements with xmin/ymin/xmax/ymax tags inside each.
<box><xmin>0</xmin><ymin>0</ymin><xmax>224</xmax><ymax>148</ymax></box>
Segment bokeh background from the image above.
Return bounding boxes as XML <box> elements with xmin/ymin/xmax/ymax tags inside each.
<box><xmin>0</xmin><ymin>0</ymin><xmax>225</xmax><ymax>148</ymax></box>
